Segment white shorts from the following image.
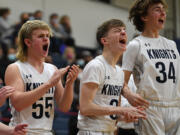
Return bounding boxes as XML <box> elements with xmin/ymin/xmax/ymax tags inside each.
<box><xmin>78</xmin><ymin>130</ymin><xmax>114</xmax><ymax>135</ymax></box>
<box><xmin>134</xmin><ymin>104</ymin><xmax>180</xmax><ymax>135</ymax></box>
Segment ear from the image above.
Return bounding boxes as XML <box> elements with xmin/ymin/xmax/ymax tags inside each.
<box><xmin>100</xmin><ymin>37</ymin><xmax>107</xmax><ymax>46</ymax></box>
<box><xmin>24</xmin><ymin>38</ymin><xmax>31</xmax><ymax>47</ymax></box>
<box><xmin>141</xmin><ymin>16</ymin><xmax>148</xmax><ymax>22</ymax></box>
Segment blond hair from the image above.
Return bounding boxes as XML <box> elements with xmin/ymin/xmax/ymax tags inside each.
<box><xmin>16</xmin><ymin>20</ymin><xmax>52</xmax><ymax>62</ymax></box>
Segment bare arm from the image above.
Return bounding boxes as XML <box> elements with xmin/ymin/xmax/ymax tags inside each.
<box><xmin>5</xmin><ymin>64</ymin><xmax>65</xmax><ymax>112</ymax></box>
<box><xmin>122</xmin><ymin>70</ymin><xmax>149</xmax><ymax>108</ymax></box>
<box><xmin>55</xmin><ymin>65</ymin><xmax>79</xmax><ymax>112</ymax></box>
<box><xmin>79</xmin><ymin>82</ymin><xmax>146</xmax><ymax>121</ymax></box>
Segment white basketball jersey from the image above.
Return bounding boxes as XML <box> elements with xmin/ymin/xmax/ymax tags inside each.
<box><xmin>9</xmin><ymin>61</ymin><xmax>56</xmax><ymax>135</ymax></box>
<box><xmin>78</xmin><ymin>55</ymin><xmax>124</xmax><ymax>132</ymax></box>
<box><xmin>122</xmin><ymin>35</ymin><xmax>180</xmax><ymax>105</ymax></box>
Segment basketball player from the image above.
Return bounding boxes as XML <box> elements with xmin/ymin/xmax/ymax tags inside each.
<box><xmin>4</xmin><ymin>20</ymin><xmax>79</xmax><ymax>135</ymax></box>
<box><xmin>122</xmin><ymin>0</ymin><xmax>180</xmax><ymax>134</ymax></box>
<box><xmin>0</xmin><ymin>86</ymin><xmax>27</xmax><ymax>135</ymax></box>
<box><xmin>77</xmin><ymin>19</ymin><xmax>146</xmax><ymax>135</ymax></box>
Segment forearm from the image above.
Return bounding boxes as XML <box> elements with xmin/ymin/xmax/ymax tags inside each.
<box><xmin>11</xmin><ymin>82</ymin><xmax>52</xmax><ymax>111</ymax></box>
<box><xmin>80</xmin><ymin>102</ymin><xmax>123</xmax><ymax>116</ymax></box>
<box><xmin>0</xmin><ymin>123</ymin><xmax>13</xmax><ymax>135</ymax></box>
<box><xmin>56</xmin><ymin>84</ymin><xmax>73</xmax><ymax>112</ymax></box>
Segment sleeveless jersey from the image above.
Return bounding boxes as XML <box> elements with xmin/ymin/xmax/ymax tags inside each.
<box><xmin>77</xmin><ymin>55</ymin><xmax>124</xmax><ymax>132</ymax></box>
<box><xmin>122</xmin><ymin>35</ymin><xmax>180</xmax><ymax>106</ymax></box>
<box><xmin>9</xmin><ymin>61</ymin><xmax>56</xmax><ymax>135</ymax></box>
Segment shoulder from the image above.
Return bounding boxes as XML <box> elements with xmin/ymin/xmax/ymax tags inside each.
<box><xmin>127</xmin><ymin>37</ymin><xmax>141</xmax><ymax>50</ymax></box>
<box><xmin>5</xmin><ymin>62</ymin><xmax>21</xmax><ymax>81</ymax></box>
<box><xmin>84</xmin><ymin>56</ymin><xmax>104</xmax><ymax>70</ymax></box>
<box><xmin>160</xmin><ymin>36</ymin><xmax>176</xmax><ymax>45</ymax></box>
<box><xmin>6</xmin><ymin>62</ymin><xmax>19</xmax><ymax>72</ymax></box>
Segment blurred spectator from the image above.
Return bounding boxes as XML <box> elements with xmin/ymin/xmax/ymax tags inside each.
<box><xmin>12</xmin><ymin>12</ymin><xmax>29</xmax><ymax>46</ymax></box>
<box><xmin>0</xmin><ymin>8</ymin><xmax>13</xmax><ymax>48</ymax></box>
<box><xmin>0</xmin><ymin>8</ymin><xmax>11</xmax><ymax>38</ymax></box>
<box><xmin>49</xmin><ymin>13</ymin><xmax>63</xmax><ymax>39</ymax></box>
<box><xmin>49</xmin><ymin>13</ymin><xmax>65</xmax><ymax>55</ymax></box>
<box><xmin>28</xmin><ymin>12</ymin><xmax>34</xmax><ymax>20</ymax></box>
<box><xmin>59</xmin><ymin>15</ymin><xmax>72</xmax><ymax>38</ymax></box>
<box><xmin>63</xmin><ymin>46</ymin><xmax>76</xmax><ymax>65</ymax></box>
<box><xmin>33</xmin><ymin>10</ymin><xmax>43</xmax><ymax>20</ymax></box>
<box><xmin>7</xmin><ymin>47</ymin><xmax>17</xmax><ymax>62</ymax></box>
<box><xmin>81</xmin><ymin>50</ymin><xmax>93</xmax><ymax>65</ymax></box>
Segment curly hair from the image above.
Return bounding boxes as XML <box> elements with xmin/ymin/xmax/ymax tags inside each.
<box><xmin>129</xmin><ymin>0</ymin><xmax>167</xmax><ymax>32</ymax></box>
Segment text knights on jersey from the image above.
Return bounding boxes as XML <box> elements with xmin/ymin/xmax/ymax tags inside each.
<box><xmin>146</xmin><ymin>49</ymin><xmax>176</xmax><ymax>59</ymax></box>
<box><xmin>101</xmin><ymin>84</ymin><xmax>122</xmax><ymax>96</ymax></box>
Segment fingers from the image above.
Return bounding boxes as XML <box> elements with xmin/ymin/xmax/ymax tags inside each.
<box><xmin>14</xmin><ymin>124</ymin><xmax>28</xmax><ymax>135</ymax></box>
<box><xmin>120</xmin><ymin>107</ymin><xmax>147</xmax><ymax>123</ymax></box>
<box><xmin>59</xmin><ymin>66</ymin><xmax>70</xmax><ymax>76</ymax></box>
<box><xmin>0</xmin><ymin>86</ymin><xmax>15</xmax><ymax>98</ymax></box>
<box><xmin>15</xmin><ymin>124</ymin><xmax>28</xmax><ymax>131</ymax></box>
<box><xmin>66</xmin><ymin>65</ymin><xmax>79</xmax><ymax>82</ymax></box>
<box><xmin>131</xmin><ymin>93</ymin><xmax>149</xmax><ymax>108</ymax></box>
<box><xmin>138</xmin><ymin>97</ymin><xmax>149</xmax><ymax>108</ymax></box>
<box><xmin>14</xmin><ymin>130</ymin><xmax>27</xmax><ymax>135</ymax></box>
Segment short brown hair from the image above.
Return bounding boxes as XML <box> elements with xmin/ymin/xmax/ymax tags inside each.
<box><xmin>17</xmin><ymin>20</ymin><xmax>52</xmax><ymax>62</ymax></box>
<box><xmin>129</xmin><ymin>0</ymin><xmax>167</xmax><ymax>32</ymax></box>
<box><xmin>96</xmin><ymin>19</ymin><xmax>125</xmax><ymax>48</ymax></box>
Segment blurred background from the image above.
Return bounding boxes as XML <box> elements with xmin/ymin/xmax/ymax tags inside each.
<box><xmin>0</xmin><ymin>0</ymin><xmax>179</xmax><ymax>135</ymax></box>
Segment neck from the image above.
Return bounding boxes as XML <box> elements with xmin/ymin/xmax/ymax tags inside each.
<box><xmin>142</xmin><ymin>27</ymin><xmax>160</xmax><ymax>38</ymax></box>
<box><xmin>27</xmin><ymin>53</ymin><xmax>44</xmax><ymax>68</ymax></box>
<box><xmin>102</xmin><ymin>50</ymin><xmax>121</xmax><ymax>67</ymax></box>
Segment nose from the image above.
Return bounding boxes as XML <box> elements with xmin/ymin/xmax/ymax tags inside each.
<box><xmin>43</xmin><ymin>36</ymin><xmax>49</xmax><ymax>41</ymax></box>
<box><xmin>160</xmin><ymin>9</ymin><xmax>166</xmax><ymax>16</ymax></box>
<box><xmin>121</xmin><ymin>30</ymin><xmax>126</xmax><ymax>36</ymax></box>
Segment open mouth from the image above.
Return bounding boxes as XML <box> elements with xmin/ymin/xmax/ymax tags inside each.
<box><xmin>43</xmin><ymin>44</ymin><xmax>48</xmax><ymax>51</ymax></box>
<box><xmin>158</xmin><ymin>19</ymin><xmax>164</xmax><ymax>24</ymax></box>
<box><xmin>119</xmin><ymin>39</ymin><xmax>126</xmax><ymax>44</ymax></box>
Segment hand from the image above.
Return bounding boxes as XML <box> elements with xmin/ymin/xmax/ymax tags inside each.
<box><xmin>126</xmin><ymin>92</ymin><xmax>149</xmax><ymax>108</ymax></box>
<box><xmin>48</xmin><ymin>66</ymin><xmax>70</xmax><ymax>87</ymax></box>
<box><xmin>0</xmin><ymin>86</ymin><xmax>15</xmax><ymax>106</ymax></box>
<box><xmin>65</xmin><ymin>65</ymin><xmax>79</xmax><ymax>85</ymax></box>
<box><xmin>13</xmin><ymin>124</ymin><xmax>28</xmax><ymax>135</ymax></box>
<box><xmin>0</xmin><ymin>86</ymin><xmax>15</xmax><ymax>98</ymax></box>
<box><xmin>118</xmin><ymin>106</ymin><xmax>146</xmax><ymax>123</ymax></box>
<box><xmin>122</xmin><ymin>84</ymin><xmax>149</xmax><ymax>108</ymax></box>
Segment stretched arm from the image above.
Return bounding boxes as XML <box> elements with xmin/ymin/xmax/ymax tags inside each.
<box><xmin>122</xmin><ymin>70</ymin><xmax>149</xmax><ymax>108</ymax></box>
<box><xmin>55</xmin><ymin>65</ymin><xmax>79</xmax><ymax>112</ymax></box>
<box><xmin>5</xmin><ymin>64</ymin><xmax>69</xmax><ymax>112</ymax></box>
<box><xmin>0</xmin><ymin>123</ymin><xmax>27</xmax><ymax>135</ymax></box>
<box><xmin>79</xmin><ymin>82</ymin><xmax>146</xmax><ymax>121</ymax></box>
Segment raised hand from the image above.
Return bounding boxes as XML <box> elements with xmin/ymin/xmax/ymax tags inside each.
<box><xmin>47</xmin><ymin>66</ymin><xmax>70</xmax><ymax>87</ymax></box>
<box><xmin>65</xmin><ymin>65</ymin><xmax>79</xmax><ymax>85</ymax></box>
